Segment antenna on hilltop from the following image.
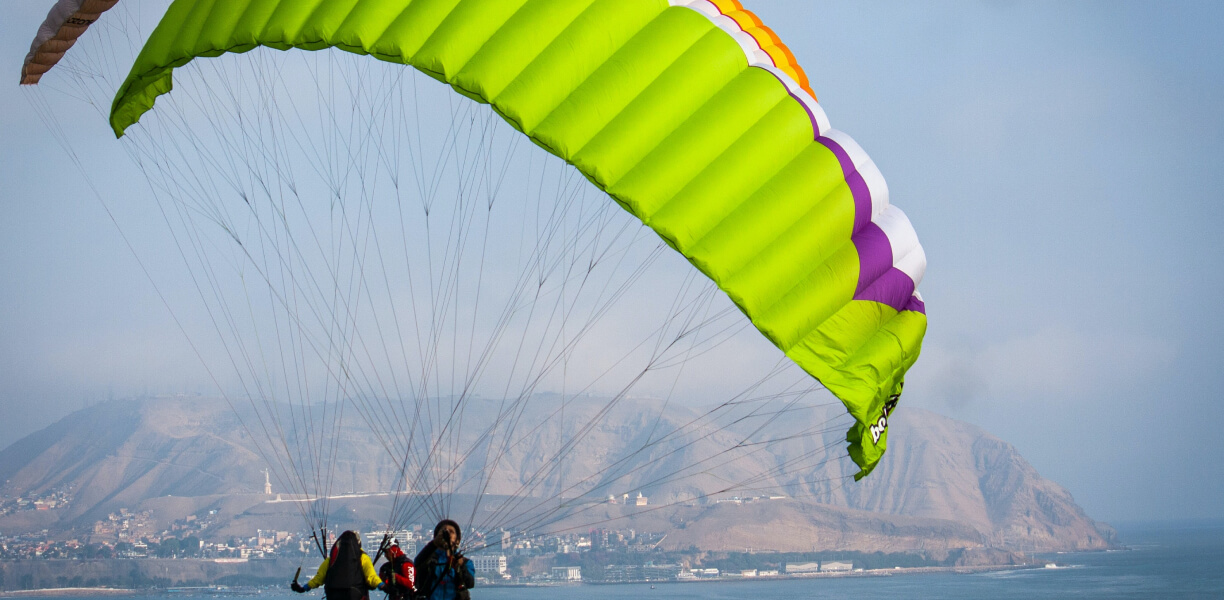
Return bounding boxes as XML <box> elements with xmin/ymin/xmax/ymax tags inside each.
<box><xmin>263</xmin><ymin>469</ymin><xmax>272</xmax><ymax>495</ymax></box>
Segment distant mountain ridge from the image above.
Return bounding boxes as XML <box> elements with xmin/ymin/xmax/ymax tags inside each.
<box><xmin>0</xmin><ymin>395</ymin><xmax>1115</xmax><ymax>552</ymax></box>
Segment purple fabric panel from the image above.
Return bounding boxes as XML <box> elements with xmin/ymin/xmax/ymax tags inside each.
<box><xmin>818</xmin><ymin>136</ymin><xmax>925</xmax><ymax>314</ymax></box>
<box><xmin>750</xmin><ymin>67</ymin><xmax>925</xmax><ymax>314</ymax></box>
<box><xmin>851</xmin><ymin>222</ymin><xmax>893</xmax><ymax>297</ymax></box>
<box><xmin>845</xmin><ymin>171</ymin><xmax>872</xmax><ymax>233</ymax></box>
<box><xmin>816</xmin><ymin>136</ymin><xmax>873</xmax><ymax>233</ymax></box>
<box><xmin>849</xmin><ymin>218</ymin><xmax>924</xmax><ymax>314</ymax></box>
<box><xmin>854</xmin><ymin>267</ymin><xmax>917</xmax><ymax>313</ymax></box>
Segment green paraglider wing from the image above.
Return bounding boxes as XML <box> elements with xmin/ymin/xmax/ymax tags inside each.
<box><xmin>108</xmin><ymin>0</ymin><xmax>927</xmax><ymax>480</ymax></box>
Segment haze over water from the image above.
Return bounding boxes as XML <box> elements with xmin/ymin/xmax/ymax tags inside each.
<box><xmin>18</xmin><ymin>522</ymin><xmax>1221</xmax><ymax>600</ymax></box>
<box><xmin>340</xmin><ymin>522</ymin><xmax>1224</xmax><ymax>599</ymax></box>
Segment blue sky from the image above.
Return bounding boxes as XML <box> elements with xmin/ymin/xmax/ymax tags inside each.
<box><xmin>748</xmin><ymin>1</ymin><xmax>1224</xmax><ymax>524</ymax></box>
<box><xmin>2</xmin><ymin>1</ymin><xmax>1222</xmax><ymax>524</ymax></box>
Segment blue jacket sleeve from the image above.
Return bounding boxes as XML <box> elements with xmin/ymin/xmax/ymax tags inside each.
<box><xmin>460</xmin><ymin>559</ymin><xmax>476</xmax><ymax>589</ymax></box>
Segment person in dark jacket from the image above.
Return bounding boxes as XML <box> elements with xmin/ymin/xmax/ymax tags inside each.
<box><xmin>413</xmin><ymin>520</ymin><xmax>475</xmax><ymax>600</ymax></box>
<box><xmin>378</xmin><ymin>542</ymin><xmax>415</xmax><ymax>600</ymax></box>
<box><xmin>292</xmin><ymin>530</ymin><xmax>384</xmax><ymax>600</ymax></box>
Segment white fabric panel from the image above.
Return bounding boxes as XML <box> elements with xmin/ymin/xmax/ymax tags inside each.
<box><xmin>873</xmin><ymin>206</ymin><xmax>926</xmax><ymax>285</ymax></box>
<box><xmin>822</xmin><ymin>129</ymin><xmax>890</xmax><ymax>219</ymax></box>
<box><xmin>672</xmin><ymin>0</ymin><xmax>721</xmax><ymax>17</ymax></box>
<box><xmin>896</xmin><ymin>244</ymin><xmax>927</xmax><ymax>288</ymax></box>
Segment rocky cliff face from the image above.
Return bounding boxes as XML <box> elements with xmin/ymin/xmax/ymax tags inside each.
<box><xmin>798</xmin><ymin>408</ymin><xmax>1118</xmax><ymax>551</ymax></box>
<box><xmin>0</xmin><ymin>395</ymin><xmax>1114</xmax><ymax>552</ymax></box>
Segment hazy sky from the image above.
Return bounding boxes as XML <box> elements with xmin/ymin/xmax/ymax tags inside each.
<box><xmin>2</xmin><ymin>1</ymin><xmax>1222</xmax><ymax>525</ymax></box>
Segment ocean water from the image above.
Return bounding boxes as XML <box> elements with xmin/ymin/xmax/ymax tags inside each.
<box><xmin>485</xmin><ymin>522</ymin><xmax>1223</xmax><ymax>599</ymax></box>
<box><xmin>20</xmin><ymin>522</ymin><xmax>1223</xmax><ymax>599</ymax></box>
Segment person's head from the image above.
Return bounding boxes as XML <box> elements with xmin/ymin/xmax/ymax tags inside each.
<box><xmin>337</xmin><ymin>528</ymin><xmax>357</xmax><ymax>548</ymax></box>
<box><xmin>433</xmin><ymin>519</ymin><xmax>461</xmax><ymax>550</ymax></box>
<box><xmin>385</xmin><ymin>543</ymin><xmax>404</xmax><ymax>560</ymax></box>
<box><xmin>330</xmin><ymin>530</ymin><xmax>361</xmax><ymax>561</ymax></box>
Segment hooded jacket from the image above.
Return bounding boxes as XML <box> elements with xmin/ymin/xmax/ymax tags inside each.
<box><xmin>304</xmin><ymin>532</ymin><xmax>382</xmax><ymax>600</ymax></box>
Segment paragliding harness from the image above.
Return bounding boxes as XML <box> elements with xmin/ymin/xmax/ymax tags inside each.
<box><xmin>324</xmin><ymin>533</ymin><xmax>372</xmax><ymax>600</ymax></box>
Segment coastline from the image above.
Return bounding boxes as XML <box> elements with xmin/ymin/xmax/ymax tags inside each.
<box><xmin>485</xmin><ymin>562</ymin><xmax>1039</xmax><ymax>588</ymax></box>
<box><xmin>0</xmin><ymin>563</ymin><xmax>1039</xmax><ymax>595</ymax></box>
<box><xmin>0</xmin><ymin>588</ymin><xmax>134</xmax><ymax>597</ymax></box>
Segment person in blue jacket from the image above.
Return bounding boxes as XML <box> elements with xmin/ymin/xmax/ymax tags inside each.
<box><xmin>413</xmin><ymin>519</ymin><xmax>475</xmax><ymax>600</ymax></box>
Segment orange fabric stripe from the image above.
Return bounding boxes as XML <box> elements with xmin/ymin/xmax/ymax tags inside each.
<box><xmin>743</xmin><ymin>25</ymin><xmax>782</xmax><ymax>48</ymax></box>
<box><xmin>724</xmin><ymin>9</ymin><xmax>762</xmax><ymax>30</ymax></box>
<box><xmin>707</xmin><ymin>0</ymin><xmax>745</xmax><ymax>13</ymax></box>
<box><xmin>702</xmin><ymin>2</ymin><xmax>817</xmax><ymax>100</ymax></box>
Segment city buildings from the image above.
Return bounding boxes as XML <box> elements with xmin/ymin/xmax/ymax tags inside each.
<box><xmin>470</xmin><ymin>553</ymin><xmax>507</xmax><ymax>577</ymax></box>
<box><xmin>550</xmin><ymin>566</ymin><xmax>581</xmax><ymax>582</ymax></box>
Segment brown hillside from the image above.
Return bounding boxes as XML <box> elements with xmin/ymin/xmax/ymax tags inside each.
<box><xmin>0</xmin><ymin>396</ymin><xmax>1113</xmax><ymax>552</ymax></box>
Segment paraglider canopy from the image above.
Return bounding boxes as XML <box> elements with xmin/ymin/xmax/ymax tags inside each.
<box><xmin>19</xmin><ymin>0</ymin><xmax>933</xmax><ymax>569</ymax></box>
<box><xmin>101</xmin><ymin>0</ymin><xmax>928</xmax><ymax>480</ymax></box>
<box><xmin>20</xmin><ymin>0</ymin><xmax>119</xmax><ymax>85</ymax></box>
